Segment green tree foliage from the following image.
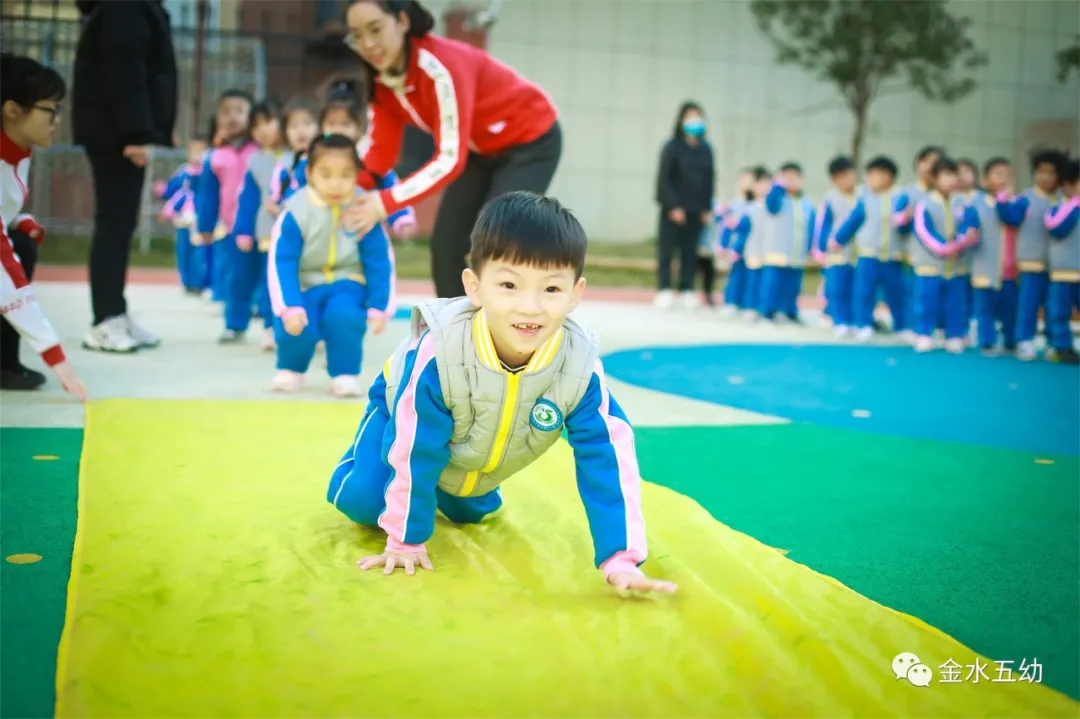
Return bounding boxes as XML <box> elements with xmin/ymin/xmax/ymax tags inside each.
<box><xmin>750</xmin><ymin>0</ymin><xmax>986</xmax><ymax>165</ymax></box>
<box><xmin>1057</xmin><ymin>35</ymin><xmax>1079</xmax><ymax>83</ymax></box>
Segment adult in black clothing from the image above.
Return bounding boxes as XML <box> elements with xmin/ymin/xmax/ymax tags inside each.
<box><xmin>654</xmin><ymin>101</ymin><xmax>715</xmax><ymax>310</ymax></box>
<box><xmin>72</xmin><ymin>0</ymin><xmax>177</xmax><ymax>352</ymax></box>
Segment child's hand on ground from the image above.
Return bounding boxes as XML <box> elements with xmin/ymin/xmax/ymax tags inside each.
<box><xmin>283</xmin><ymin>309</ymin><xmax>308</xmax><ymax>336</ymax></box>
<box><xmin>607</xmin><ymin>571</ymin><xmax>678</xmax><ymax>595</ymax></box>
<box><xmin>369</xmin><ymin>315</ymin><xmax>387</xmax><ymax>335</ymax></box>
<box><xmin>52</xmin><ymin>361</ymin><xmax>88</xmax><ymax>402</ymax></box>
<box><xmin>358</xmin><ymin>550</ymin><xmax>434</xmax><ymax>576</ymax></box>
<box><xmin>235</xmin><ymin>235</ymin><xmax>254</xmax><ymax>252</ymax></box>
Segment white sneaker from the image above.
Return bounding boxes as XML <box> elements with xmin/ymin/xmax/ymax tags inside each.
<box><xmin>123</xmin><ymin>314</ymin><xmax>160</xmax><ymax>348</ymax></box>
<box><xmin>834</xmin><ymin>325</ymin><xmax>851</xmax><ymax>338</ymax></box>
<box><xmin>259</xmin><ymin>327</ymin><xmax>276</xmax><ymax>352</ymax></box>
<box><xmin>740</xmin><ymin>309</ymin><xmax>758</xmax><ymax>323</ymax></box>
<box><xmin>1016</xmin><ymin>341</ymin><xmax>1037</xmax><ymax>361</ymax></box>
<box><xmin>718</xmin><ymin>304</ymin><xmax>738</xmax><ymax>318</ymax></box>
<box><xmin>914</xmin><ymin>335</ymin><xmax>934</xmax><ymax>353</ymax></box>
<box><xmin>680</xmin><ymin>291</ymin><xmax>699</xmax><ymax>310</ymax></box>
<box><xmin>82</xmin><ymin>315</ymin><xmax>139</xmax><ymax>353</ymax></box>
<box><xmin>269</xmin><ymin>370</ymin><xmax>304</xmax><ymax>393</ymax></box>
<box><xmin>330</xmin><ymin>375</ymin><xmax>363</xmax><ymax>398</ymax></box>
<box><xmin>945</xmin><ymin>338</ymin><xmax>966</xmax><ymax>354</ymax></box>
<box><xmin>897</xmin><ymin>329</ymin><xmax>916</xmax><ymax>345</ymax></box>
<box><xmin>855</xmin><ymin>327</ymin><xmax>874</xmax><ymax>343</ymax></box>
<box><xmin>653</xmin><ymin>290</ymin><xmax>675</xmax><ymax>310</ymax></box>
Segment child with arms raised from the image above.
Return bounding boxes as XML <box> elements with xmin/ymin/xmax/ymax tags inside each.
<box><xmin>230</xmin><ymin>100</ymin><xmax>286</xmax><ymax>348</ymax></box>
<box><xmin>327</xmin><ymin>191</ymin><xmax>677</xmax><ymax>595</ymax></box>
<box><xmin>268</xmin><ymin>134</ymin><xmax>393</xmax><ymax>396</ymax></box>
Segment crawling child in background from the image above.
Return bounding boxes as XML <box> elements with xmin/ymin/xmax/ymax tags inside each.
<box><xmin>230</xmin><ymin>100</ymin><xmax>287</xmax><ymax>350</ymax></box>
<box><xmin>267</xmin><ymin>134</ymin><xmax>394</xmax><ymax>397</ymax></box>
<box><xmin>327</xmin><ymin>191</ymin><xmax>677</xmax><ymax>595</ymax></box>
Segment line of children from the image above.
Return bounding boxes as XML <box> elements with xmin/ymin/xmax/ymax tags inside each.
<box><xmin>711</xmin><ymin>147</ymin><xmax>1077</xmax><ymax>362</ymax></box>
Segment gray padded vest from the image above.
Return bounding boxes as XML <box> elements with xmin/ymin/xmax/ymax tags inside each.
<box><xmin>384</xmin><ymin>297</ymin><xmax>600</xmax><ymax>497</ymax></box>
<box><xmin>282</xmin><ymin>188</ymin><xmax>364</xmax><ymax>290</ymax></box>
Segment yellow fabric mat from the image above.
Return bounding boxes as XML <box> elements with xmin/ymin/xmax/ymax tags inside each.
<box><xmin>57</xmin><ymin>398</ymin><xmax>1077</xmax><ymax>718</ymax></box>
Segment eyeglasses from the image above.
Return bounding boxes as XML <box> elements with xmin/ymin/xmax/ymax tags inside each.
<box><xmin>33</xmin><ymin>104</ymin><xmax>62</xmax><ymax>125</ymax></box>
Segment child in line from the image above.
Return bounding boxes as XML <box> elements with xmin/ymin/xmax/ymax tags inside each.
<box><xmin>760</xmin><ymin>162</ymin><xmax>815</xmax><ymax>323</ymax></box>
<box><xmin>158</xmin><ymin>136</ymin><xmax>207</xmax><ymax>295</ymax></box>
<box><xmin>1043</xmin><ymin>157</ymin><xmax>1080</xmax><ymax>364</ymax></box>
<box><xmin>832</xmin><ymin>156</ymin><xmax>909</xmax><ymax>341</ymax></box>
<box><xmin>327</xmin><ymin>190</ymin><xmax>676</xmax><ymax>595</ymax></box>
<box><xmin>725</xmin><ymin>167</ymin><xmax>772</xmax><ymax>321</ymax></box>
<box><xmin>996</xmin><ymin>149</ymin><xmax>1066</xmax><ymax>361</ymax></box>
<box><xmin>897</xmin><ymin>146</ymin><xmax>945</xmax><ymax>337</ymax></box>
<box><xmin>956</xmin><ymin>157</ymin><xmax>981</xmax><ymax>336</ymax></box>
<box><xmin>267</xmin><ymin>134</ymin><xmax>394</xmax><ymax>397</ymax></box>
<box><xmin>814</xmin><ymin>156</ymin><xmax>858</xmax><ymax>337</ymax></box>
<box><xmin>717</xmin><ymin>170</ymin><xmax>753</xmax><ymax>316</ymax></box>
<box><xmin>966</xmin><ymin>157</ymin><xmax>1019</xmax><ymax>356</ymax></box>
<box><xmin>909</xmin><ymin>157</ymin><xmax>978</xmax><ymax>353</ymax></box>
<box><xmin>194</xmin><ymin>89</ymin><xmax>257</xmax><ymax>303</ymax></box>
<box><xmin>269</xmin><ymin>98</ymin><xmax>320</xmax><ymax>213</ymax></box>
<box><xmin>230</xmin><ymin>100</ymin><xmax>286</xmax><ymax>348</ymax></box>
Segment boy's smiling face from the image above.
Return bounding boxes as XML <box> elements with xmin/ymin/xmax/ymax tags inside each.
<box><xmin>463</xmin><ymin>260</ymin><xmax>585</xmax><ymax>368</ymax></box>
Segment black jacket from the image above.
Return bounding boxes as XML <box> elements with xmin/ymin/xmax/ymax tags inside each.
<box><xmin>71</xmin><ymin>0</ymin><xmax>178</xmax><ymax>149</ymax></box>
<box><xmin>656</xmin><ymin>137</ymin><xmax>715</xmax><ymax>215</ymax></box>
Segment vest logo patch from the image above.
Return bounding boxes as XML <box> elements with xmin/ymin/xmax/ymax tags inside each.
<box><xmin>529</xmin><ymin>399</ymin><xmax>563</xmax><ymax>432</ymax></box>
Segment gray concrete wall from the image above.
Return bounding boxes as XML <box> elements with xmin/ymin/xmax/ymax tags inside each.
<box><xmin>484</xmin><ymin>0</ymin><xmax>1080</xmax><ymax>241</ymax></box>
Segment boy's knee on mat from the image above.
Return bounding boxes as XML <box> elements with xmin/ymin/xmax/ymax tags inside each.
<box><xmin>436</xmin><ymin>488</ymin><xmax>502</xmax><ymax>525</ymax></box>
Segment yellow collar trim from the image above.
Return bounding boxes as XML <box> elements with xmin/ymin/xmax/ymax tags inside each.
<box><xmin>472</xmin><ymin>310</ymin><xmax>564</xmax><ymax>374</ymax></box>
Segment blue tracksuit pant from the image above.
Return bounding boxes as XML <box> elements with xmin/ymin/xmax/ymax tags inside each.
<box><xmin>327</xmin><ymin>375</ymin><xmax>502</xmax><ymax>527</ymax></box>
<box><xmin>744</xmin><ymin>267</ymin><xmax>762</xmax><ymax>313</ymax></box>
<box><xmin>274</xmin><ymin>280</ymin><xmax>369</xmax><ymax>377</ymax></box>
<box><xmin>854</xmin><ymin>258</ymin><xmax>906</xmax><ymax>331</ymax></box>
<box><xmin>175</xmin><ymin>228</ymin><xmax>194</xmax><ymax>289</ymax></box>
<box><xmin>724</xmin><ymin>259</ymin><xmax>747</xmax><ymax>308</ymax></box>
<box><xmin>1016</xmin><ymin>271</ymin><xmax>1049</xmax><ymax>344</ymax></box>
<box><xmin>210</xmin><ymin>235</ymin><xmax>235</xmax><ymax>302</ymax></box>
<box><xmin>225</xmin><ymin>244</ymin><xmax>271</xmax><ymax>332</ymax></box>
<box><xmin>760</xmin><ymin>266</ymin><xmax>802</xmax><ymax>319</ymax></box>
<box><xmin>973</xmin><ymin>280</ymin><xmax>1018</xmax><ymax>350</ymax></box>
<box><xmin>1046</xmin><ymin>281</ymin><xmax>1080</xmax><ymax>351</ymax></box>
<box><xmin>913</xmin><ymin>275</ymin><xmax>969</xmax><ymax>339</ymax></box>
<box><xmin>825</xmin><ymin>264</ymin><xmax>855</xmax><ymax>328</ymax></box>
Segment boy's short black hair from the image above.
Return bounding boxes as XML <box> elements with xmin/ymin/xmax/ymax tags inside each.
<box><xmin>915</xmin><ymin>145</ymin><xmax>945</xmax><ymax>164</ymax></box>
<box><xmin>827</xmin><ymin>156</ymin><xmax>854</xmax><ymax>176</ymax></box>
<box><xmin>931</xmin><ymin>156</ymin><xmax>958</xmax><ymax>177</ymax></box>
<box><xmin>307</xmin><ymin>133</ymin><xmax>360</xmax><ymax>168</ymax></box>
<box><xmin>865</xmin><ymin>155</ymin><xmax>898</xmax><ymax>177</ymax></box>
<box><xmin>1061</xmin><ymin>157</ymin><xmax>1080</xmax><ymax>185</ymax></box>
<box><xmin>983</xmin><ymin>156</ymin><xmax>1010</xmax><ymax>175</ymax></box>
<box><xmin>751</xmin><ymin>165</ymin><xmax>770</xmax><ymax>180</ymax></box>
<box><xmin>780</xmin><ymin>162</ymin><xmax>802</xmax><ymax>174</ymax></box>
<box><xmin>1030</xmin><ymin>148</ymin><xmax>1066</xmax><ymax>176</ymax></box>
<box><xmin>249</xmin><ymin>100</ymin><xmax>280</xmax><ymax>131</ymax></box>
<box><xmin>469</xmin><ymin>191</ymin><xmax>587</xmax><ymax>279</ymax></box>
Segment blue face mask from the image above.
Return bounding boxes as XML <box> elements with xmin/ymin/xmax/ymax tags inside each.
<box><xmin>682</xmin><ymin>118</ymin><xmax>705</xmax><ymax>137</ymax></box>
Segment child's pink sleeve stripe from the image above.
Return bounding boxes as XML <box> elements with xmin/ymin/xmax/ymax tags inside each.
<box><xmin>378</xmin><ymin>334</ymin><xmax>436</xmax><ymax>545</ymax></box>
<box><xmin>266</xmin><ymin>212</ymin><xmax>289</xmax><ymax>316</ymax></box>
<box><xmin>913</xmin><ymin>202</ymin><xmax>947</xmax><ymax>255</ymax></box>
<box><xmin>1045</xmin><ymin>198</ymin><xmax>1080</xmax><ymax>230</ymax></box>
<box><xmin>592</xmin><ymin>358</ymin><xmax>648</xmax><ymax>575</ymax></box>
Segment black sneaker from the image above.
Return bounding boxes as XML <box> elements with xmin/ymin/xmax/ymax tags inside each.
<box><xmin>0</xmin><ymin>366</ymin><xmax>47</xmax><ymax>390</ymax></box>
<box><xmin>1055</xmin><ymin>348</ymin><xmax>1080</xmax><ymax>365</ymax></box>
<box><xmin>218</xmin><ymin>329</ymin><xmax>246</xmax><ymax>344</ymax></box>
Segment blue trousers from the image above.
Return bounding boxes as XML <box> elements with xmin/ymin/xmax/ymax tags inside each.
<box><xmin>904</xmin><ymin>263</ymin><xmax>916</xmax><ymax>330</ymax></box>
<box><xmin>854</xmin><ymin>258</ymin><xmax>906</xmax><ymax>331</ymax></box>
<box><xmin>760</xmin><ymin>266</ymin><xmax>802</xmax><ymax>319</ymax></box>
<box><xmin>225</xmin><ymin>245</ymin><xmax>271</xmax><ymax>332</ymax></box>
<box><xmin>744</xmin><ymin>267</ymin><xmax>762</xmax><ymax>313</ymax></box>
<box><xmin>973</xmin><ymin>280</ymin><xmax>1018</xmax><ymax>350</ymax></box>
<box><xmin>327</xmin><ymin>392</ymin><xmax>502</xmax><ymax>528</ymax></box>
<box><xmin>174</xmin><ymin>228</ymin><xmax>211</xmax><ymax>291</ymax></box>
<box><xmin>274</xmin><ymin>280</ymin><xmax>369</xmax><ymax>377</ymax></box>
<box><xmin>1046</xmin><ymin>280</ymin><xmax>1080</xmax><ymax>351</ymax></box>
<box><xmin>825</xmin><ymin>264</ymin><xmax>855</xmax><ymax>327</ymax></box>
<box><xmin>210</xmin><ymin>235</ymin><xmax>234</xmax><ymax>302</ymax></box>
<box><xmin>1017</xmin><ymin>271</ymin><xmax>1049</xmax><ymax>344</ymax></box>
<box><xmin>724</xmin><ymin>259</ymin><xmax>747</xmax><ymax>308</ymax></box>
<box><xmin>913</xmin><ymin>275</ymin><xmax>969</xmax><ymax>339</ymax></box>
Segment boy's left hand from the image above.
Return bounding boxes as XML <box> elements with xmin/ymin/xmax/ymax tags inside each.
<box><xmin>607</xmin><ymin>572</ymin><xmax>678</xmax><ymax>594</ymax></box>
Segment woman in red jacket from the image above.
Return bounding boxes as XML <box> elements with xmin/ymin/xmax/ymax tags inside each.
<box><xmin>342</xmin><ymin>0</ymin><xmax>562</xmax><ymax>298</ymax></box>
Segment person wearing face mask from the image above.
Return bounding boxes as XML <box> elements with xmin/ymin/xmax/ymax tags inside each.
<box><xmin>654</xmin><ymin>102</ymin><xmax>716</xmax><ymax>310</ymax></box>
<box><xmin>340</xmin><ymin>0</ymin><xmax>561</xmax><ymax>299</ymax></box>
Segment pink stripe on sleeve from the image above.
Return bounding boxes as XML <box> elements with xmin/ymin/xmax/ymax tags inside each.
<box><xmin>266</xmin><ymin>211</ymin><xmax>289</xmax><ymax>316</ymax></box>
<box><xmin>379</xmin><ymin>334</ymin><xmax>436</xmax><ymax>548</ymax></box>
<box><xmin>813</xmin><ymin>200</ymin><xmax>829</xmax><ymax>243</ymax></box>
<box><xmin>385</xmin><ymin>241</ymin><xmax>398</xmax><ymax>316</ymax></box>
<box><xmin>1045</xmin><ymin>197</ymin><xmax>1080</xmax><ymax>230</ymax></box>
<box><xmin>269</xmin><ymin>161</ymin><xmax>285</xmax><ymax>202</ymax></box>
<box><xmin>591</xmin><ymin>358</ymin><xmax>648</xmax><ymax>579</ymax></box>
<box><xmin>913</xmin><ymin>202</ymin><xmax>948</xmax><ymax>256</ymax></box>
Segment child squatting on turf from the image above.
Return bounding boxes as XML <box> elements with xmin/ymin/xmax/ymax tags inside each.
<box><xmin>327</xmin><ymin>191</ymin><xmax>678</xmax><ymax>595</ymax></box>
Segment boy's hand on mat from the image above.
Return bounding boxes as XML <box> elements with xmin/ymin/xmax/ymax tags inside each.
<box><xmin>53</xmin><ymin>361</ymin><xmax>88</xmax><ymax>402</ymax></box>
<box><xmin>283</xmin><ymin>310</ymin><xmax>308</xmax><ymax>336</ymax></box>
<box><xmin>358</xmin><ymin>551</ymin><xmax>434</xmax><ymax>576</ymax></box>
<box><xmin>607</xmin><ymin>572</ymin><xmax>678</xmax><ymax>595</ymax></box>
